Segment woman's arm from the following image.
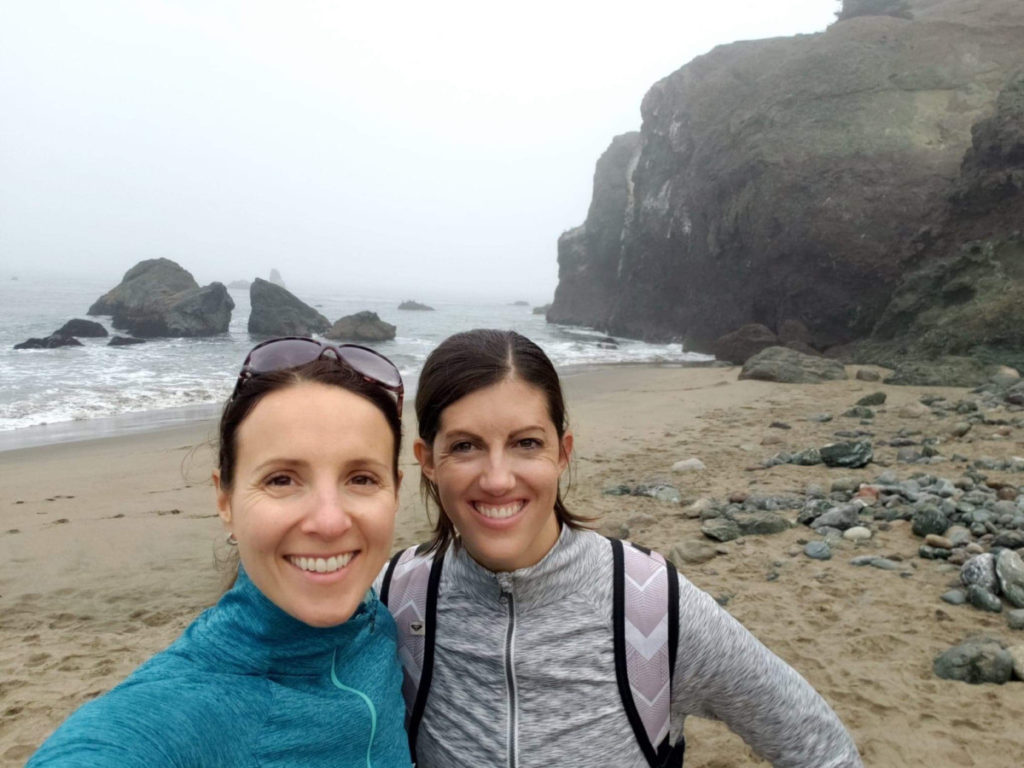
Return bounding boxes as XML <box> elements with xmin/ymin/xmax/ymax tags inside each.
<box><xmin>670</xmin><ymin>575</ymin><xmax>863</xmax><ymax>768</ymax></box>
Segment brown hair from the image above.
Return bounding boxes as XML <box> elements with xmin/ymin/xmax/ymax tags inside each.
<box><xmin>415</xmin><ymin>329</ymin><xmax>586</xmax><ymax>554</ymax></box>
<box><xmin>218</xmin><ymin>358</ymin><xmax>403</xmax><ymax>490</ymax></box>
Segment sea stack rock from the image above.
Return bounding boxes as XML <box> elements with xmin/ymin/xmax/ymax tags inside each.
<box><xmin>247</xmin><ymin>278</ymin><xmax>330</xmax><ymax>337</ymax></box>
<box><xmin>87</xmin><ymin>259</ymin><xmax>233</xmax><ymax>337</ymax></box>
<box><xmin>269</xmin><ymin>269</ymin><xmax>287</xmax><ymax>288</ymax></box>
<box><xmin>398</xmin><ymin>300</ymin><xmax>435</xmax><ymax>311</ymax></box>
<box><xmin>325</xmin><ymin>311</ymin><xmax>396</xmax><ymax>342</ymax></box>
<box><xmin>54</xmin><ymin>319</ymin><xmax>108</xmax><ymax>338</ymax></box>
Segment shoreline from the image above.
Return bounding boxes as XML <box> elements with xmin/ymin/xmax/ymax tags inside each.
<box><xmin>0</xmin><ymin>360</ymin><xmax>715</xmax><ymax>454</ymax></box>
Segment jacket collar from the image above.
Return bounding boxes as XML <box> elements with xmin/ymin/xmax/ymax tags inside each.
<box><xmin>446</xmin><ymin>524</ymin><xmax>595</xmax><ymax>607</ymax></box>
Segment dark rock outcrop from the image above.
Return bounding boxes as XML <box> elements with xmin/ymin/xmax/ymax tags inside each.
<box><xmin>54</xmin><ymin>319</ymin><xmax>107</xmax><ymax>338</ymax></box>
<box><xmin>88</xmin><ymin>259</ymin><xmax>234</xmax><ymax>337</ymax></box>
<box><xmin>550</xmin><ymin>1</ymin><xmax>1024</xmax><ymax>363</ymax></box>
<box><xmin>739</xmin><ymin>346</ymin><xmax>848</xmax><ymax>384</ymax></box>
<box><xmin>14</xmin><ymin>335</ymin><xmax>83</xmax><ymax>350</ymax></box>
<box><xmin>108</xmin><ymin>336</ymin><xmax>146</xmax><ymax>346</ymax></box>
<box><xmin>325</xmin><ymin>311</ymin><xmax>396</xmax><ymax>342</ymax></box>
<box><xmin>398</xmin><ymin>300</ymin><xmax>435</xmax><ymax>311</ymax></box>
<box><xmin>710</xmin><ymin>324</ymin><xmax>778</xmax><ymax>365</ymax></box>
<box><xmin>247</xmin><ymin>278</ymin><xmax>330</xmax><ymax>337</ymax></box>
<box><xmin>548</xmin><ymin>132</ymin><xmax>640</xmax><ymax>328</ymax></box>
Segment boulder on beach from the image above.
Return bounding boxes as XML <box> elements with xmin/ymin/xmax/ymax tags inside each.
<box><xmin>398</xmin><ymin>300</ymin><xmax>435</xmax><ymax>311</ymax></box>
<box><xmin>933</xmin><ymin>636</ymin><xmax>1014</xmax><ymax>684</ymax></box>
<box><xmin>324</xmin><ymin>311</ymin><xmax>396</xmax><ymax>343</ymax></box>
<box><xmin>54</xmin><ymin>319</ymin><xmax>107</xmax><ymax>338</ymax></box>
<box><xmin>87</xmin><ymin>258</ymin><xmax>234</xmax><ymax>337</ymax></box>
<box><xmin>247</xmin><ymin>278</ymin><xmax>330</xmax><ymax>337</ymax></box>
<box><xmin>739</xmin><ymin>346</ymin><xmax>847</xmax><ymax>383</ymax></box>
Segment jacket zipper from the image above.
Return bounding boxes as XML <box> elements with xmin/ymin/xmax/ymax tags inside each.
<box><xmin>499</xmin><ymin>575</ymin><xmax>518</xmax><ymax>768</ymax></box>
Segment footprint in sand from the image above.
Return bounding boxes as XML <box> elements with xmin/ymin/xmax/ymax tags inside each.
<box><xmin>25</xmin><ymin>652</ymin><xmax>51</xmax><ymax>667</ymax></box>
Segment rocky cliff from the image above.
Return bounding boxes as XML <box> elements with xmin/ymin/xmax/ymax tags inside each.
<box><xmin>549</xmin><ymin>0</ymin><xmax>1024</xmax><ymax>363</ymax></box>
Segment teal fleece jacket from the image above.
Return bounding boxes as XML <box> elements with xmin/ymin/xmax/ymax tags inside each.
<box><xmin>28</xmin><ymin>568</ymin><xmax>412</xmax><ymax>768</ymax></box>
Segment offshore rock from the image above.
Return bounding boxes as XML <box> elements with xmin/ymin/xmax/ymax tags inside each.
<box><xmin>87</xmin><ymin>259</ymin><xmax>233</xmax><ymax>337</ymax></box>
<box><xmin>14</xmin><ymin>334</ymin><xmax>84</xmax><ymax>350</ymax></box>
<box><xmin>398</xmin><ymin>300</ymin><xmax>435</xmax><ymax>311</ymax></box>
<box><xmin>325</xmin><ymin>311</ymin><xmax>396</xmax><ymax>343</ymax></box>
<box><xmin>247</xmin><ymin>278</ymin><xmax>330</xmax><ymax>337</ymax></box>
<box><xmin>54</xmin><ymin>319</ymin><xmax>107</xmax><ymax>338</ymax></box>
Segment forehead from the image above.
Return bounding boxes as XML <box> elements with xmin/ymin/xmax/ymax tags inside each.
<box><xmin>439</xmin><ymin>377</ymin><xmax>554</xmax><ymax>433</ymax></box>
<box><xmin>236</xmin><ymin>382</ymin><xmax>394</xmax><ymax>463</ymax></box>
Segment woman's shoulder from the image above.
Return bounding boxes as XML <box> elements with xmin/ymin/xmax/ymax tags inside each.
<box><xmin>28</xmin><ymin>653</ymin><xmax>270</xmax><ymax>766</ymax></box>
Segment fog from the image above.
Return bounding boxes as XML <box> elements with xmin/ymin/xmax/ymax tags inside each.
<box><xmin>1</xmin><ymin>1</ymin><xmax>835</xmax><ymax>303</ymax></box>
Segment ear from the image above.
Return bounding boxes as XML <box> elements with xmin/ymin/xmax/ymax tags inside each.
<box><xmin>212</xmin><ymin>470</ymin><xmax>232</xmax><ymax>527</ymax></box>
<box><xmin>395</xmin><ymin>468</ymin><xmax>404</xmax><ymax>495</ymax></box>
<box><xmin>558</xmin><ymin>431</ymin><xmax>574</xmax><ymax>472</ymax></box>
<box><xmin>413</xmin><ymin>438</ymin><xmax>436</xmax><ymax>482</ymax></box>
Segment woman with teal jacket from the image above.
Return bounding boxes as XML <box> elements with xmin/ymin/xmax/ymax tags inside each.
<box><xmin>28</xmin><ymin>338</ymin><xmax>413</xmax><ymax>768</ymax></box>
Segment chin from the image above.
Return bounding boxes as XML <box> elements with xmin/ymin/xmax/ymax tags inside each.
<box><xmin>290</xmin><ymin>602</ymin><xmax>360</xmax><ymax>629</ymax></box>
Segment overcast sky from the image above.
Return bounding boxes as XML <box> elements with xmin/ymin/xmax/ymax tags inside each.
<box><xmin>1</xmin><ymin>1</ymin><xmax>837</xmax><ymax>302</ymax></box>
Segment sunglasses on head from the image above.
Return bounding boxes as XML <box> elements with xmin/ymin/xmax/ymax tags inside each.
<box><xmin>233</xmin><ymin>336</ymin><xmax>404</xmax><ymax>416</ymax></box>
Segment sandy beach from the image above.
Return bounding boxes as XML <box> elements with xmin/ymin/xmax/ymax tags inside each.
<box><xmin>3</xmin><ymin>363</ymin><xmax>1023</xmax><ymax>767</ymax></box>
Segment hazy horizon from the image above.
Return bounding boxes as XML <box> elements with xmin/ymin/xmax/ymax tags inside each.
<box><xmin>2</xmin><ymin>1</ymin><xmax>837</xmax><ymax>303</ymax></box>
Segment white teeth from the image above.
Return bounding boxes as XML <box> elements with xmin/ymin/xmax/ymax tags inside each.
<box><xmin>289</xmin><ymin>554</ymin><xmax>353</xmax><ymax>573</ymax></box>
<box><xmin>475</xmin><ymin>502</ymin><xmax>524</xmax><ymax>519</ymax></box>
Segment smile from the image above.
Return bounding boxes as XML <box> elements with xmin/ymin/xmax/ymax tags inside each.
<box><xmin>287</xmin><ymin>554</ymin><xmax>354</xmax><ymax>573</ymax></box>
<box><xmin>473</xmin><ymin>502</ymin><xmax>525</xmax><ymax>519</ymax></box>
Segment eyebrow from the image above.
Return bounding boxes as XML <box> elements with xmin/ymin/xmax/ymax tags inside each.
<box><xmin>441</xmin><ymin>425</ymin><xmax>548</xmax><ymax>440</ymax></box>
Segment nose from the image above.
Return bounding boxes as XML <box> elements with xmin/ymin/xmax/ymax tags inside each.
<box><xmin>478</xmin><ymin>450</ymin><xmax>516</xmax><ymax>496</ymax></box>
<box><xmin>300</xmin><ymin>486</ymin><xmax>353</xmax><ymax>539</ymax></box>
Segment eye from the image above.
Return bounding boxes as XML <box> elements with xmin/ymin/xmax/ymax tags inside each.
<box><xmin>350</xmin><ymin>473</ymin><xmax>380</xmax><ymax>487</ymax></box>
<box><xmin>264</xmin><ymin>473</ymin><xmax>294</xmax><ymax>488</ymax></box>
<box><xmin>517</xmin><ymin>437</ymin><xmax>543</xmax><ymax>449</ymax></box>
<box><xmin>449</xmin><ymin>440</ymin><xmax>475</xmax><ymax>453</ymax></box>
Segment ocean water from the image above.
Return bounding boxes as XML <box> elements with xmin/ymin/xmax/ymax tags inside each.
<box><xmin>0</xmin><ymin>272</ymin><xmax>707</xmax><ymax>448</ymax></box>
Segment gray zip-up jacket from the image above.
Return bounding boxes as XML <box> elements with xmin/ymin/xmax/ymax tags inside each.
<box><xmin>380</xmin><ymin>525</ymin><xmax>862</xmax><ymax>768</ymax></box>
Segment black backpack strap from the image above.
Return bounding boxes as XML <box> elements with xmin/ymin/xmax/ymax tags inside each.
<box><xmin>379</xmin><ymin>549</ymin><xmax>403</xmax><ymax>606</ymax></box>
<box><xmin>406</xmin><ymin>550</ymin><xmax>444</xmax><ymax>762</ymax></box>
<box><xmin>610</xmin><ymin>537</ymin><xmax>685</xmax><ymax>767</ymax></box>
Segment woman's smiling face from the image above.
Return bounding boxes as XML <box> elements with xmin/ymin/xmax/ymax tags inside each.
<box><xmin>215</xmin><ymin>381</ymin><xmax>399</xmax><ymax>627</ymax></box>
<box><xmin>415</xmin><ymin>377</ymin><xmax>572</xmax><ymax>572</ymax></box>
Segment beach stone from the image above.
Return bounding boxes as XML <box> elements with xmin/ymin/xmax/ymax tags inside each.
<box><xmin>761</xmin><ymin>434</ymin><xmax>783</xmax><ymax>446</ymax></box>
<box><xmin>946</xmin><ymin>526</ymin><xmax>972</xmax><ymax>547</ymax></box>
<box><xmin>1008</xmin><ymin>645</ymin><xmax>1024</xmax><ymax>679</ymax></box>
<box><xmin>941</xmin><ymin>589</ymin><xmax>968</xmax><ymax>605</ymax></box>
<box><xmin>950</xmin><ymin>422</ymin><xmax>972</xmax><ymax>437</ymax></box>
<box><xmin>961</xmin><ymin>553</ymin><xmax>999</xmax><ymax>591</ymax></box>
<box><xmin>681</xmin><ymin>497</ymin><xmax>715</xmax><ymax>519</ymax></box>
<box><xmin>996</xmin><ymin>549</ymin><xmax>1024</xmax><ymax>608</ymax></box>
<box><xmin>1008</xmin><ymin>609</ymin><xmax>1024</xmax><ymax>630</ymax></box>
<box><xmin>925</xmin><ymin>534</ymin><xmax>954</xmax><ymax>549</ymax></box>
<box><xmin>912</xmin><ymin>507</ymin><xmax>949</xmax><ymax>538</ymax></box>
<box><xmin>899</xmin><ymin>402</ymin><xmax>931</xmax><ymax>419</ymax></box>
<box><xmin>735</xmin><ymin>512</ymin><xmax>791</xmax><ymax>536</ymax></box>
<box><xmin>857</xmin><ymin>392</ymin><xmax>887</xmax><ymax>407</ymax></box>
<box><xmin>967</xmin><ymin>585</ymin><xmax>1003</xmax><ymax>613</ymax></box>
<box><xmin>672</xmin><ymin>457</ymin><xmax>706</xmax><ymax>472</ymax></box>
<box><xmin>933</xmin><ymin>637</ymin><xmax>1014</xmax><ymax>684</ymax></box>
<box><xmin>920</xmin><ymin>545</ymin><xmax>952</xmax><ymax>560</ymax></box>
<box><xmin>850</xmin><ymin>556</ymin><xmax>903</xmax><ymax>571</ymax></box>
<box><xmin>810</xmin><ymin>504</ymin><xmax>860</xmax><ymax>531</ymax></box>
<box><xmin>804</xmin><ymin>541</ymin><xmax>832</xmax><ymax>560</ymax></box>
<box><xmin>819</xmin><ymin>441</ymin><xmax>873</xmax><ymax>468</ymax></box>
<box><xmin>701</xmin><ymin>518</ymin><xmax>741</xmax><ymax>542</ymax></box>
<box><xmin>831</xmin><ymin>478</ymin><xmax>861</xmax><ymax>493</ymax></box>
<box><xmin>855</xmin><ymin>369</ymin><xmax>881</xmax><ymax>382</ymax></box>
<box><xmin>668</xmin><ymin>540</ymin><xmax>717</xmax><ymax>565</ymax></box>
<box><xmin>994</xmin><ymin>530</ymin><xmax>1024</xmax><ymax>549</ymax></box>
<box><xmin>843</xmin><ymin>405</ymin><xmax>875</xmax><ymax>419</ymax></box>
<box><xmin>843</xmin><ymin>526</ymin><xmax>872</xmax><ymax>541</ymax></box>
<box><xmin>807</xmin><ymin>413</ymin><xmax>833</xmax><ymax>422</ymax></box>
<box><xmin>996</xmin><ymin>486</ymin><xmax>1019</xmax><ymax>501</ymax></box>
